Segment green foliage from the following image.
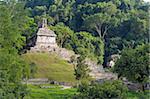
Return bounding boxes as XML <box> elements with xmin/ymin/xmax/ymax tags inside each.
<box><xmin>50</xmin><ymin>23</ymin><xmax>74</xmax><ymax>48</ymax></box>
<box><xmin>50</xmin><ymin>24</ymin><xmax>104</xmax><ymax>64</ymax></box>
<box><xmin>83</xmin><ymin>2</ymin><xmax>119</xmax><ymax>39</ymax></box>
<box><xmin>1</xmin><ymin>0</ymin><xmax>149</xmax><ymax>98</ymax></box>
<box><xmin>74</xmin><ymin>80</ymin><xmax>128</xmax><ymax>99</ymax></box>
<box><xmin>24</xmin><ymin>0</ymin><xmax>149</xmax><ymax>58</ymax></box>
<box><xmin>0</xmin><ymin>1</ymin><xmax>30</xmax><ymax>98</ymax></box>
<box><xmin>74</xmin><ymin>56</ymin><xmax>91</xmax><ymax>80</ymax></box>
<box><xmin>33</xmin><ymin>6</ymin><xmax>47</xmax><ymax>16</ymax></box>
<box><xmin>23</xmin><ymin>17</ymin><xmax>38</xmax><ymax>40</ymax></box>
<box><xmin>75</xmin><ymin>32</ymin><xmax>104</xmax><ymax>63</ymax></box>
<box><xmin>48</xmin><ymin>0</ymin><xmax>75</xmax><ymax>24</ymax></box>
<box><xmin>114</xmin><ymin>44</ymin><xmax>149</xmax><ymax>90</ymax></box>
<box><xmin>25</xmin><ymin>84</ymin><xmax>149</xmax><ymax>99</ymax></box>
<box><xmin>0</xmin><ymin>5</ymin><xmax>25</xmax><ymax>50</ymax></box>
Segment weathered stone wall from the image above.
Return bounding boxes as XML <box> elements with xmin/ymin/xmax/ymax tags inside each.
<box><xmin>29</xmin><ymin>24</ymin><xmax>109</xmax><ymax>80</ymax></box>
<box><xmin>85</xmin><ymin>58</ymin><xmax>105</xmax><ymax>74</ymax></box>
<box><xmin>36</xmin><ymin>36</ymin><xmax>56</xmax><ymax>44</ymax></box>
<box><xmin>54</xmin><ymin>48</ymin><xmax>78</xmax><ymax>61</ymax></box>
<box><xmin>22</xmin><ymin>78</ymin><xmax>74</xmax><ymax>86</ymax></box>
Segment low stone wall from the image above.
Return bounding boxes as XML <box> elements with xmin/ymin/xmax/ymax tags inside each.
<box><xmin>22</xmin><ymin>78</ymin><xmax>74</xmax><ymax>86</ymax></box>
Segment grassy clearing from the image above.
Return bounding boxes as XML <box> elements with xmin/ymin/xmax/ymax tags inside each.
<box><xmin>25</xmin><ymin>84</ymin><xmax>149</xmax><ymax>99</ymax></box>
<box><xmin>25</xmin><ymin>84</ymin><xmax>77</xmax><ymax>99</ymax></box>
<box><xmin>22</xmin><ymin>53</ymin><xmax>76</xmax><ymax>82</ymax></box>
<box><xmin>22</xmin><ymin>53</ymin><xmax>149</xmax><ymax>99</ymax></box>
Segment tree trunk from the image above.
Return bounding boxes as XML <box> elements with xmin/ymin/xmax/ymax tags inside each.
<box><xmin>142</xmin><ymin>83</ymin><xmax>145</xmax><ymax>91</ymax></box>
<box><xmin>60</xmin><ymin>36</ymin><xmax>65</xmax><ymax>48</ymax></box>
<box><xmin>102</xmin><ymin>26</ymin><xmax>110</xmax><ymax>39</ymax></box>
<box><xmin>95</xmin><ymin>25</ymin><xmax>102</xmax><ymax>38</ymax></box>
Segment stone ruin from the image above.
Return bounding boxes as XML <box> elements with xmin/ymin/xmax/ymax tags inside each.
<box><xmin>107</xmin><ymin>54</ymin><xmax>120</xmax><ymax>68</ymax></box>
<box><xmin>30</xmin><ymin>18</ymin><xmax>77</xmax><ymax>61</ymax></box>
<box><xmin>29</xmin><ymin>18</ymin><xmax>113</xmax><ymax>80</ymax></box>
<box><xmin>30</xmin><ymin>18</ymin><xmax>58</xmax><ymax>52</ymax></box>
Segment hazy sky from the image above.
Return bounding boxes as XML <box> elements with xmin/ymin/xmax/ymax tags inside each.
<box><xmin>143</xmin><ymin>0</ymin><xmax>150</xmax><ymax>2</ymax></box>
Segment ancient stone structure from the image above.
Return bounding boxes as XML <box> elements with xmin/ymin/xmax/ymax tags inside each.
<box><xmin>29</xmin><ymin>18</ymin><xmax>108</xmax><ymax>80</ymax></box>
<box><xmin>55</xmin><ymin>48</ymin><xmax>77</xmax><ymax>61</ymax></box>
<box><xmin>31</xmin><ymin>18</ymin><xmax>58</xmax><ymax>52</ymax></box>
<box><xmin>107</xmin><ymin>54</ymin><xmax>120</xmax><ymax>67</ymax></box>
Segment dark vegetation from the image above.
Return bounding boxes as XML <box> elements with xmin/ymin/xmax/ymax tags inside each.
<box><xmin>0</xmin><ymin>0</ymin><xmax>149</xmax><ymax>98</ymax></box>
<box><xmin>23</xmin><ymin>0</ymin><xmax>149</xmax><ymax>65</ymax></box>
<box><xmin>114</xmin><ymin>44</ymin><xmax>149</xmax><ymax>91</ymax></box>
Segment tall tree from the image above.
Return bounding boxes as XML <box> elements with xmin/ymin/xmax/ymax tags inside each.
<box><xmin>0</xmin><ymin>1</ymin><xmax>29</xmax><ymax>98</ymax></box>
<box><xmin>83</xmin><ymin>2</ymin><xmax>118</xmax><ymax>40</ymax></box>
<box><xmin>48</xmin><ymin>0</ymin><xmax>75</xmax><ymax>24</ymax></box>
<box><xmin>114</xmin><ymin>44</ymin><xmax>149</xmax><ymax>91</ymax></box>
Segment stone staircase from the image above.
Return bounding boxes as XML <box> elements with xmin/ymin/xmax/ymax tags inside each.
<box><xmin>85</xmin><ymin>59</ymin><xmax>117</xmax><ymax>80</ymax></box>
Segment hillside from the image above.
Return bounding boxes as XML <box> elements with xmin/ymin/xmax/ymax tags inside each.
<box><xmin>22</xmin><ymin>53</ymin><xmax>76</xmax><ymax>82</ymax></box>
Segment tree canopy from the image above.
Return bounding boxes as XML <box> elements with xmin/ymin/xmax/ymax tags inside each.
<box><xmin>24</xmin><ymin>0</ymin><xmax>149</xmax><ymax>64</ymax></box>
<box><xmin>0</xmin><ymin>0</ymin><xmax>149</xmax><ymax>98</ymax></box>
<box><xmin>114</xmin><ymin>44</ymin><xmax>149</xmax><ymax>90</ymax></box>
<box><xmin>0</xmin><ymin>1</ymin><xmax>30</xmax><ymax>98</ymax></box>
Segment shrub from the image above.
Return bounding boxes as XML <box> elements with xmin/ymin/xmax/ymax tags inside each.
<box><xmin>74</xmin><ymin>80</ymin><xmax>128</xmax><ymax>99</ymax></box>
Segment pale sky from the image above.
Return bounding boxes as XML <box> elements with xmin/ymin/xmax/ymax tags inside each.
<box><xmin>143</xmin><ymin>0</ymin><xmax>150</xmax><ymax>2</ymax></box>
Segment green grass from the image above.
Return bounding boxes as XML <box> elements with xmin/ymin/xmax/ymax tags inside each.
<box><xmin>25</xmin><ymin>84</ymin><xmax>149</xmax><ymax>99</ymax></box>
<box><xmin>24</xmin><ymin>84</ymin><xmax>77</xmax><ymax>99</ymax></box>
<box><xmin>126</xmin><ymin>90</ymin><xmax>150</xmax><ymax>99</ymax></box>
<box><xmin>22</xmin><ymin>53</ymin><xmax>76</xmax><ymax>82</ymax></box>
<box><xmin>22</xmin><ymin>53</ymin><xmax>150</xmax><ymax>99</ymax></box>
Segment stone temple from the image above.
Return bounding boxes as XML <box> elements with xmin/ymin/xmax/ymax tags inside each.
<box><xmin>31</xmin><ymin>18</ymin><xmax>58</xmax><ymax>52</ymax></box>
<box><xmin>30</xmin><ymin>18</ymin><xmax>75</xmax><ymax>61</ymax></box>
